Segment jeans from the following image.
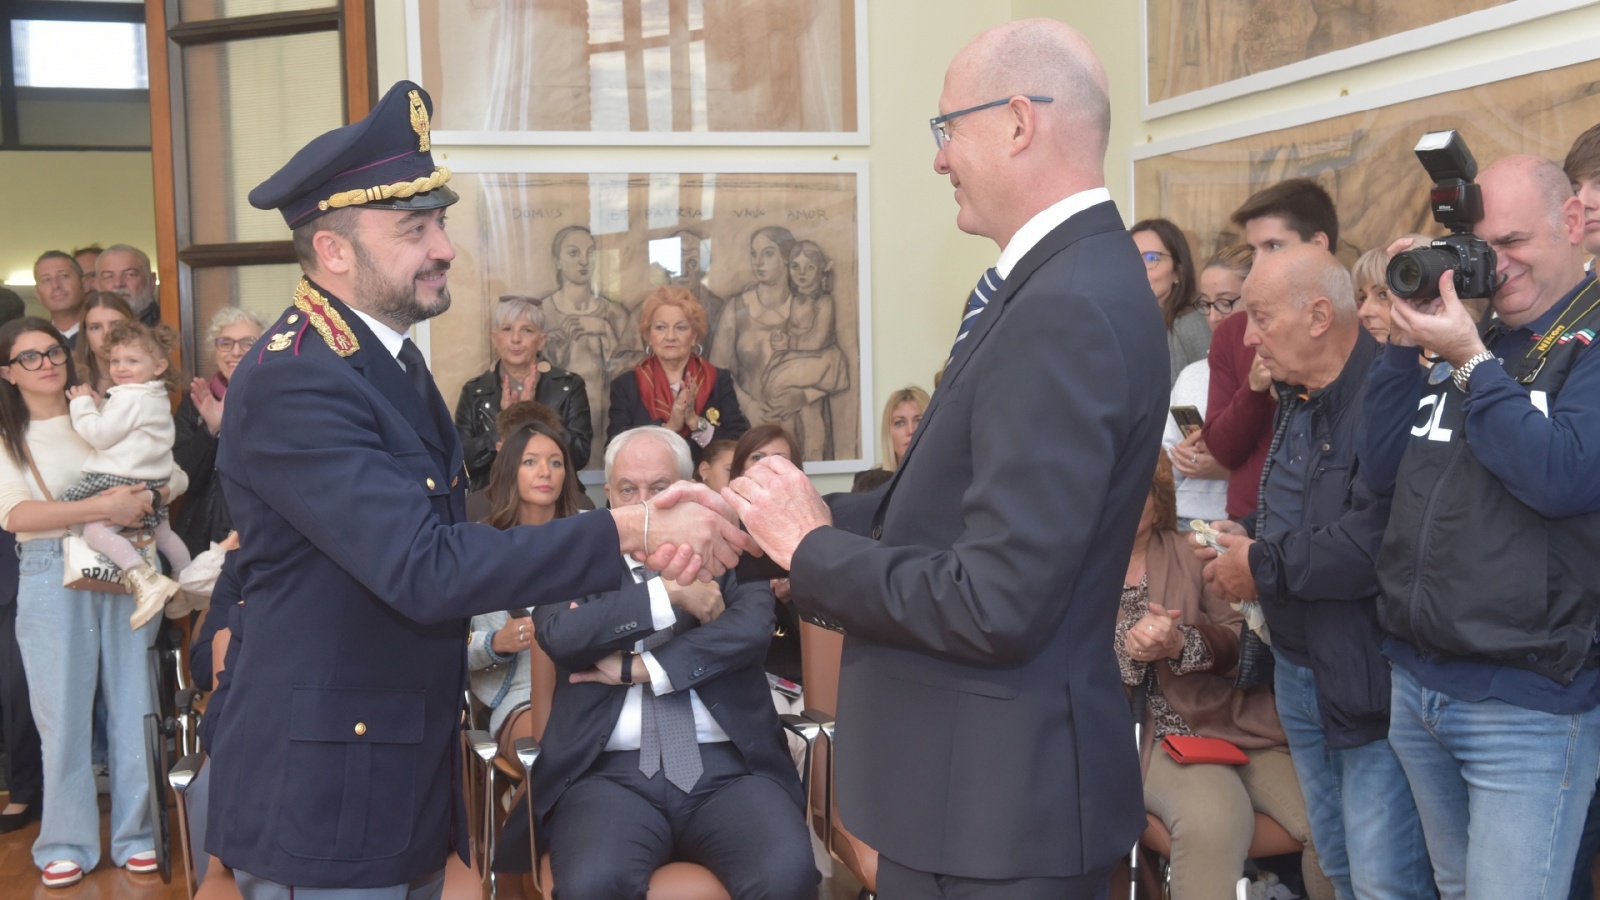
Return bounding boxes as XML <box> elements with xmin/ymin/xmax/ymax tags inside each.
<box><xmin>14</xmin><ymin>539</ymin><xmax>158</xmax><ymax>871</ymax></box>
<box><xmin>1274</xmin><ymin>651</ymin><xmax>1432</xmax><ymax>900</ymax></box>
<box><xmin>1389</xmin><ymin>664</ymin><xmax>1600</xmax><ymax>900</ymax></box>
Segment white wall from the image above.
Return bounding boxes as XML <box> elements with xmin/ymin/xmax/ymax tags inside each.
<box><xmin>0</xmin><ymin>151</ymin><xmax>158</xmax><ymax>311</ymax></box>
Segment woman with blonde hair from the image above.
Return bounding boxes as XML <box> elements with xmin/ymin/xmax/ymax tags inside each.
<box><xmin>879</xmin><ymin>386</ymin><xmax>929</xmax><ymax>471</ymax></box>
<box><xmin>607</xmin><ymin>285</ymin><xmax>747</xmax><ymax>464</ymax></box>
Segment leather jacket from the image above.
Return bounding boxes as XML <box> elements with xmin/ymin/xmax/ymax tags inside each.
<box><xmin>455</xmin><ymin>362</ymin><xmax>592</xmax><ymax>490</ymax></box>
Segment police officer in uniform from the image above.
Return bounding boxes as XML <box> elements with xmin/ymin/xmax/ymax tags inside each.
<box><xmin>206</xmin><ymin>81</ymin><xmax>751</xmax><ymax>900</ymax></box>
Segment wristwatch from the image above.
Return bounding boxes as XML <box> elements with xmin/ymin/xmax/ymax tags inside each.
<box><xmin>618</xmin><ymin>651</ymin><xmax>636</xmax><ymax>684</ymax></box>
<box><xmin>1452</xmin><ymin>350</ymin><xmax>1497</xmax><ymax>392</ymax></box>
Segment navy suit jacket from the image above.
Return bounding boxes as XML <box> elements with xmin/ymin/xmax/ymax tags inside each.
<box><xmin>789</xmin><ymin>201</ymin><xmax>1168</xmax><ymax>879</ymax></box>
<box><xmin>528</xmin><ymin>563</ymin><xmax>801</xmax><ymax>826</ymax></box>
<box><xmin>208</xmin><ymin>282</ymin><xmax>626</xmax><ymax>888</ymax></box>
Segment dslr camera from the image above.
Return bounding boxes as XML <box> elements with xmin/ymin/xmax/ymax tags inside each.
<box><xmin>1386</xmin><ymin>130</ymin><xmax>1498</xmax><ymax>303</ymax></box>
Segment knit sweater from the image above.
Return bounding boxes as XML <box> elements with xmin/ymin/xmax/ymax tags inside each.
<box><xmin>1201</xmin><ymin>312</ymin><xmax>1275</xmax><ymax>519</ymax></box>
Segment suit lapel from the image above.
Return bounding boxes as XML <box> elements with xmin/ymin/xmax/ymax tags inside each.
<box><xmin>874</xmin><ymin>201</ymin><xmax>1128</xmax><ymax>526</ymax></box>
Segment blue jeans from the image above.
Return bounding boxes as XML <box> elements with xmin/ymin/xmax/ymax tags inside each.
<box><xmin>1274</xmin><ymin>651</ymin><xmax>1432</xmax><ymax>900</ymax></box>
<box><xmin>14</xmin><ymin>539</ymin><xmax>158</xmax><ymax>871</ymax></box>
<box><xmin>1389</xmin><ymin>664</ymin><xmax>1600</xmax><ymax>899</ymax></box>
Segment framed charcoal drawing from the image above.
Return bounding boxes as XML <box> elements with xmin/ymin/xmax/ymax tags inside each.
<box><xmin>1132</xmin><ymin>42</ymin><xmax>1600</xmax><ymax>266</ymax></box>
<box><xmin>1142</xmin><ymin>0</ymin><xmax>1593</xmax><ymax>117</ymax></box>
<box><xmin>423</xmin><ymin>160</ymin><xmax>872</xmax><ymax>479</ymax></box>
<box><xmin>406</xmin><ymin>0</ymin><xmax>868</xmax><ymax>145</ymax></box>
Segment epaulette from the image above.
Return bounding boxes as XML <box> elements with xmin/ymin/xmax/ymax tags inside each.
<box><xmin>291</xmin><ymin>278</ymin><xmax>360</xmax><ymax>357</ymax></box>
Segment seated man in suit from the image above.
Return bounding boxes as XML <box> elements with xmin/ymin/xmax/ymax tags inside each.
<box><xmin>494</xmin><ymin>425</ymin><xmax>817</xmax><ymax>900</ymax></box>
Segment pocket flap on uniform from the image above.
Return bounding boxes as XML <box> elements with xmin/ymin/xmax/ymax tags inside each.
<box><xmin>288</xmin><ymin>686</ymin><xmax>426</xmax><ymax>744</ymax></box>
<box><xmin>393</xmin><ymin>450</ymin><xmax>450</xmax><ymax>497</ymax></box>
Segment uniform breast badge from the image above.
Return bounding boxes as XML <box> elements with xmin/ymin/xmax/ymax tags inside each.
<box><xmin>292</xmin><ymin>279</ymin><xmax>360</xmax><ymax>357</ymax></box>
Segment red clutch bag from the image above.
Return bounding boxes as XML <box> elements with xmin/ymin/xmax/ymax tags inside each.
<box><xmin>1161</xmin><ymin>734</ymin><xmax>1249</xmax><ymax>766</ymax></box>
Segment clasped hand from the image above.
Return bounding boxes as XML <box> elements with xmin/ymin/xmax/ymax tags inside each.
<box><xmin>633</xmin><ymin>482</ymin><xmax>759</xmax><ymax>585</ymax></box>
<box><xmin>1125</xmin><ymin>601</ymin><xmax>1183</xmax><ymax>662</ymax></box>
<box><xmin>722</xmin><ymin>456</ymin><xmax>832</xmax><ymax>571</ymax></box>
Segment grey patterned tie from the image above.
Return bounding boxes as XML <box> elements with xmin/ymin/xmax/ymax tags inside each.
<box><xmin>635</xmin><ymin>573</ymin><xmax>703</xmax><ymax>792</ymax></box>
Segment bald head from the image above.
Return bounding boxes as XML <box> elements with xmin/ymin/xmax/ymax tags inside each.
<box><xmin>1242</xmin><ymin>244</ymin><xmax>1361</xmax><ymax>390</ymax></box>
<box><xmin>1250</xmin><ymin>244</ymin><xmax>1358</xmax><ymax>321</ymax></box>
<box><xmin>953</xmin><ymin>18</ymin><xmax>1110</xmax><ymax>169</ymax></box>
<box><xmin>1480</xmin><ymin>155</ymin><xmax>1577</xmax><ymax>229</ymax></box>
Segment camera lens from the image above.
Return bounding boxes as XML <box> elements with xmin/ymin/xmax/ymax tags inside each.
<box><xmin>1387</xmin><ymin>247</ymin><xmax>1456</xmax><ymax>301</ymax></box>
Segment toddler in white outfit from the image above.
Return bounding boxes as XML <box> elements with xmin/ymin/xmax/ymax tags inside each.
<box><xmin>64</xmin><ymin>321</ymin><xmax>191</xmax><ymax>628</ymax></box>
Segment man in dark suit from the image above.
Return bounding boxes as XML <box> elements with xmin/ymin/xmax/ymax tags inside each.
<box><xmin>209</xmin><ymin>82</ymin><xmax>753</xmax><ymax>899</ymax></box>
<box><xmin>494</xmin><ymin>426</ymin><xmax>815</xmax><ymax>899</ymax></box>
<box><xmin>724</xmin><ymin>19</ymin><xmax>1168</xmax><ymax>899</ymax></box>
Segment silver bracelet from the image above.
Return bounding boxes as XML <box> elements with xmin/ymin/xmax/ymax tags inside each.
<box><xmin>642</xmin><ymin>501</ymin><xmax>651</xmax><ymax>558</ymax></box>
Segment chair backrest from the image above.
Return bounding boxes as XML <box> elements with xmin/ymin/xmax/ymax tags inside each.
<box><xmin>798</xmin><ymin>620</ymin><xmax>843</xmax><ymax>716</ymax></box>
<box><xmin>525</xmin><ymin>627</ymin><xmax>558</xmax><ymax>742</ymax></box>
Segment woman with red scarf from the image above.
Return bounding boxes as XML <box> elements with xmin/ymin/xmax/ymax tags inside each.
<box><xmin>607</xmin><ymin>286</ymin><xmax>748</xmax><ymax>465</ymax></box>
<box><xmin>173</xmin><ymin>307</ymin><xmax>266</xmax><ymax>556</ymax></box>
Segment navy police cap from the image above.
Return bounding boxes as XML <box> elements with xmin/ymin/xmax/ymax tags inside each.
<box><xmin>249</xmin><ymin>80</ymin><xmax>457</xmax><ymax>229</ymax></box>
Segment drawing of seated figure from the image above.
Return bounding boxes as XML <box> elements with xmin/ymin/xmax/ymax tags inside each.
<box><xmin>763</xmin><ymin>239</ymin><xmax>849</xmax><ymax>460</ymax></box>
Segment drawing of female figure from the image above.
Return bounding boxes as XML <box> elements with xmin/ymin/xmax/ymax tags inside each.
<box><xmin>707</xmin><ymin>226</ymin><xmax>796</xmax><ymax>425</ymax></box>
<box><xmin>536</xmin><ymin>224</ymin><xmax>637</xmax><ymax>448</ymax></box>
<box><xmin>763</xmin><ymin>240</ymin><xmax>849</xmax><ymax>460</ymax></box>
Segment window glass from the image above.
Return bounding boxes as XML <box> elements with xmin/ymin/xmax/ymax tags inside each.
<box><xmin>12</xmin><ymin>20</ymin><xmax>149</xmax><ymax>90</ymax></box>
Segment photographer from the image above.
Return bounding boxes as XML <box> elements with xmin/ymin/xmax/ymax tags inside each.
<box><xmin>1365</xmin><ymin>154</ymin><xmax>1600</xmax><ymax>899</ymax></box>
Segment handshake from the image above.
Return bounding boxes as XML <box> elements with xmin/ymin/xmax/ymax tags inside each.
<box><xmin>623</xmin><ymin>456</ymin><xmax>834</xmax><ymax>585</ymax></box>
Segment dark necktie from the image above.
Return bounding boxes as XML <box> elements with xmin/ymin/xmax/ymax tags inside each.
<box><xmin>397</xmin><ymin>338</ymin><xmax>433</xmax><ymax>402</ymax></box>
<box><xmin>633</xmin><ymin>567</ymin><xmax>703</xmax><ymax>792</ymax></box>
<box><xmin>947</xmin><ymin>267</ymin><xmax>1003</xmax><ymax>366</ymax></box>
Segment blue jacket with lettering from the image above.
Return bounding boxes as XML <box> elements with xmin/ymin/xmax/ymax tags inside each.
<box><xmin>1363</xmin><ymin>276</ymin><xmax>1600</xmax><ymax>684</ymax></box>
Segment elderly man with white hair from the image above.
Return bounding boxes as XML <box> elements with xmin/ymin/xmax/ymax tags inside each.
<box><xmin>491</xmin><ymin>426</ymin><xmax>817</xmax><ymax>900</ymax></box>
<box><xmin>95</xmin><ymin>244</ymin><xmax>159</xmax><ymax>325</ymax></box>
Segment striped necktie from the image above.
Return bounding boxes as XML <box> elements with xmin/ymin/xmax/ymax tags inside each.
<box><xmin>947</xmin><ymin>267</ymin><xmax>1002</xmax><ymax>366</ymax></box>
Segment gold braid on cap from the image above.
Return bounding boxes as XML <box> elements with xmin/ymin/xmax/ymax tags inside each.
<box><xmin>317</xmin><ymin>166</ymin><xmax>452</xmax><ymax>212</ymax></box>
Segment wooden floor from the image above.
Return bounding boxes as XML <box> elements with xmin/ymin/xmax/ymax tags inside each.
<box><xmin>0</xmin><ymin>795</ymin><xmax>864</xmax><ymax>899</ymax></box>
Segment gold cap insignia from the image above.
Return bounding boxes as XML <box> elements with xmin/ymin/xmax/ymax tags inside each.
<box><xmin>408</xmin><ymin>89</ymin><xmax>431</xmax><ymax>153</ymax></box>
<box><xmin>292</xmin><ymin>279</ymin><xmax>360</xmax><ymax>357</ymax></box>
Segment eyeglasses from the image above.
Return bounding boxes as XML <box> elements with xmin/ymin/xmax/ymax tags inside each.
<box><xmin>214</xmin><ymin>336</ymin><xmax>257</xmax><ymax>353</ymax></box>
<box><xmin>7</xmin><ymin>345</ymin><xmax>68</xmax><ymax>371</ymax></box>
<box><xmin>1140</xmin><ymin>250</ymin><xmax>1171</xmax><ymax>268</ymax></box>
<box><xmin>1195</xmin><ymin>297</ymin><xmax>1239</xmax><ymax>316</ymax></box>
<box><xmin>929</xmin><ymin>96</ymin><xmax>1053</xmax><ymax>150</ymax></box>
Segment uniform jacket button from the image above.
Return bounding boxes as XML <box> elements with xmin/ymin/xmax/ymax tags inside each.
<box><xmin>354</xmin><ymin>722</ymin><xmax>367</xmax><ymax>736</ymax></box>
<box><xmin>426</xmin><ymin>477</ymin><xmax>436</xmax><ymax>490</ymax></box>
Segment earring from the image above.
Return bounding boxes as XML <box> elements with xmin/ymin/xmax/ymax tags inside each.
<box><xmin>694</xmin><ymin>343</ymin><xmax>704</xmax><ymax>357</ymax></box>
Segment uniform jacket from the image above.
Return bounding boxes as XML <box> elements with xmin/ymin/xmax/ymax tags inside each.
<box><xmin>208</xmin><ymin>280</ymin><xmax>624</xmax><ymax>888</ymax></box>
<box><xmin>789</xmin><ymin>201</ymin><xmax>1167</xmax><ymax>880</ymax></box>
<box><xmin>456</xmin><ymin>362</ymin><xmax>592</xmax><ymax>489</ymax></box>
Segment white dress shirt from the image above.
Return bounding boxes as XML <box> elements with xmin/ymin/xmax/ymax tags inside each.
<box><xmin>996</xmin><ymin>187</ymin><xmax>1112</xmax><ymax>279</ymax></box>
<box><xmin>347</xmin><ymin>307</ymin><xmax>407</xmax><ymax>360</ymax></box>
<box><xmin>604</xmin><ymin>557</ymin><xmax>732</xmax><ymax>750</ymax></box>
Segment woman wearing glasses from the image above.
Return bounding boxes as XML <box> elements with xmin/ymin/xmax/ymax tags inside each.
<box><xmin>1165</xmin><ymin>245</ymin><xmax>1252</xmax><ymax>527</ymax></box>
<box><xmin>1133</xmin><ymin>218</ymin><xmax>1211</xmax><ymax>388</ymax></box>
<box><xmin>173</xmin><ymin>307</ymin><xmax>266</xmax><ymax>556</ymax></box>
<box><xmin>0</xmin><ymin>318</ymin><xmax>186</xmax><ymax>887</ymax></box>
